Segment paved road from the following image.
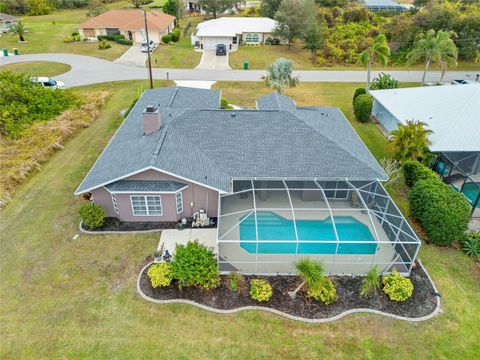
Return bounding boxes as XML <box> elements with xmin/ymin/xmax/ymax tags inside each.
<box><xmin>2</xmin><ymin>53</ymin><xmax>479</xmax><ymax>87</ymax></box>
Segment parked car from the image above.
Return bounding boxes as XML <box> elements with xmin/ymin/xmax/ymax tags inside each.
<box><xmin>451</xmin><ymin>79</ymin><xmax>476</xmax><ymax>85</ymax></box>
<box><xmin>216</xmin><ymin>44</ymin><xmax>227</xmax><ymax>56</ymax></box>
<box><xmin>140</xmin><ymin>40</ymin><xmax>157</xmax><ymax>53</ymax></box>
<box><xmin>31</xmin><ymin>77</ymin><xmax>66</xmax><ymax>89</ymax></box>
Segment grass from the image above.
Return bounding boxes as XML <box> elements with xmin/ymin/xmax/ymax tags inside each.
<box><xmin>1</xmin><ymin>80</ymin><xmax>479</xmax><ymax>358</ymax></box>
<box><xmin>0</xmin><ymin>61</ymin><xmax>71</xmax><ymax>77</ymax></box>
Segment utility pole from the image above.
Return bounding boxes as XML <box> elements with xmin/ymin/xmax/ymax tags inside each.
<box><xmin>143</xmin><ymin>9</ymin><xmax>154</xmax><ymax>89</ymax></box>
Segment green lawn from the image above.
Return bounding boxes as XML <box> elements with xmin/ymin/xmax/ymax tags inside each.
<box><xmin>1</xmin><ymin>80</ymin><xmax>479</xmax><ymax>358</ymax></box>
<box><xmin>0</xmin><ymin>61</ymin><xmax>71</xmax><ymax>77</ymax></box>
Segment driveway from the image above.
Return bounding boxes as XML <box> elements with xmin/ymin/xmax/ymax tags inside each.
<box><xmin>196</xmin><ymin>50</ymin><xmax>231</xmax><ymax>70</ymax></box>
<box><xmin>114</xmin><ymin>46</ymin><xmax>146</xmax><ymax>67</ymax></box>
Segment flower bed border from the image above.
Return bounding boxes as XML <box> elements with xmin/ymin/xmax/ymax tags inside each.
<box><xmin>136</xmin><ymin>259</ymin><xmax>441</xmax><ymax>323</ymax></box>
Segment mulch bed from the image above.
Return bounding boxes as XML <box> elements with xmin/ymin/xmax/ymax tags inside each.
<box><xmin>138</xmin><ymin>264</ymin><xmax>438</xmax><ymax>319</ymax></box>
<box><xmin>82</xmin><ymin>217</ymin><xmax>218</xmax><ymax>232</ymax></box>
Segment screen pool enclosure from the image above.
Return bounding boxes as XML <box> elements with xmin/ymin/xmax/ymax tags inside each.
<box><xmin>217</xmin><ymin>179</ymin><xmax>421</xmax><ymax>276</ymax></box>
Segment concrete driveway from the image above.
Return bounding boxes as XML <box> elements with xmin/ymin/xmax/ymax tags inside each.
<box><xmin>114</xmin><ymin>46</ymin><xmax>147</xmax><ymax>67</ymax></box>
<box><xmin>196</xmin><ymin>50</ymin><xmax>231</xmax><ymax>70</ymax></box>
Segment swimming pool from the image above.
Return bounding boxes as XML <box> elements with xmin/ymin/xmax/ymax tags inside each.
<box><xmin>462</xmin><ymin>182</ymin><xmax>480</xmax><ymax>208</ymax></box>
<box><xmin>239</xmin><ymin>212</ymin><xmax>377</xmax><ymax>255</ymax></box>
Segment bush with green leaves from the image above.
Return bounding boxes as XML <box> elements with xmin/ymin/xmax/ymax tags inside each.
<box><xmin>79</xmin><ymin>202</ymin><xmax>105</xmax><ymax>229</ymax></box>
<box><xmin>249</xmin><ymin>279</ymin><xmax>273</xmax><ymax>302</ymax></box>
<box><xmin>228</xmin><ymin>272</ymin><xmax>242</xmax><ymax>293</ymax></box>
<box><xmin>162</xmin><ymin>34</ymin><xmax>172</xmax><ymax>43</ymax></box>
<box><xmin>382</xmin><ymin>268</ymin><xmax>413</xmax><ymax>302</ymax></box>
<box><xmin>403</xmin><ymin>160</ymin><xmax>439</xmax><ymax>187</ymax></box>
<box><xmin>147</xmin><ymin>262</ymin><xmax>172</xmax><ymax>288</ymax></box>
<box><xmin>0</xmin><ymin>71</ymin><xmax>78</xmax><ymax>138</ymax></box>
<box><xmin>370</xmin><ymin>72</ymin><xmax>399</xmax><ymax>90</ymax></box>
<box><xmin>409</xmin><ymin>179</ymin><xmax>471</xmax><ymax>245</ymax></box>
<box><xmin>170</xmin><ymin>28</ymin><xmax>181</xmax><ymax>42</ymax></box>
<box><xmin>98</xmin><ymin>40</ymin><xmax>111</xmax><ymax>50</ymax></box>
<box><xmin>352</xmin><ymin>87</ymin><xmax>366</xmax><ymax>104</ymax></box>
<box><xmin>307</xmin><ymin>278</ymin><xmax>337</xmax><ymax>305</ymax></box>
<box><xmin>353</xmin><ymin>94</ymin><xmax>373</xmax><ymax>123</ymax></box>
<box><xmin>116</xmin><ymin>38</ymin><xmax>133</xmax><ymax>46</ymax></box>
<box><xmin>170</xmin><ymin>241</ymin><xmax>220</xmax><ymax>290</ymax></box>
<box><xmin>220</xmin><ymin>98</ymin><xmax>233</xmax><ymax>109</ymax></box>
<box><xmin>461</xmin><ymin>231</ymin><xmax>480</xmax><ymax>258</ymax></box>
<box><xmin>360</xmin><ymin>265</ymin><xmax>381</xmax><ymax>298</ymax></box>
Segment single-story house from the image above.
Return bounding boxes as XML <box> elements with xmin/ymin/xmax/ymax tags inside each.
<box><xmin>78</xmin><ymin>10</ymin><xmax>175</xmax><ymax>44</ymax></box>
<box><xmin>361</xmin><ymin>0</ymin><xmax>409</xmax><ymax>11</ymax></box>
<box><xmin>370</xmin><ymin>84</ymin><xmax>480</xmax><ymax>216</ymax></box>
<box><xmin>75</xmin><ymin>87</ymin><xmax>421</xmax><ymax>275</ymax></box>
<box><xmin>192</xmin><ymin>17</ymin><xmax>278</xmax><ymax>51</ymax></box>
<box><xmin>0</xmin><ymin>13</ymin><xmax>19</xmax><ymax>33</ymax></box>
<box><xmin>183</xmin><ymin>0</ymin><xmax>200</xmax><ymax>12</ymax></box>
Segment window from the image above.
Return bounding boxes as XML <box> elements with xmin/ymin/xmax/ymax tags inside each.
<box><xmin>232</xmin><ymin>36</ymin><xmax>237</xmax><ymax>44</ymax></box>
<box><xmin>246</xmin><ymin>33</ymin><xmax>259</xmax><ymax>43</ymax></box>
<box><xmin>106</xmin><ymin>28</ymin><xmax>120</xmax><ymax>36</ymax></box>
<box><xmin>131</xmin><ymin>195</ymin><xmax>162</xmax><ymax>216</ymax></box>
<box><xmin>176</xmin><ymin>192</ymin><xmax>184</xmax><ymax>214</ymax></box>
<box><xmin>111</xmin><ymin>194</ymin><xmax>119</xmax><ymax>214</ymax></box>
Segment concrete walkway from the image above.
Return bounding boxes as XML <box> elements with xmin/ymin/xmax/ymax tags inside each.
<box><xmin>2</xmin><ymin>53</ymin><xmax>479</xmax><ymax>88</ymax></box>
<box><xmin>113</xmin><ymin>46</ymin><xmax>146</xmax><ymax>67</ymax></box>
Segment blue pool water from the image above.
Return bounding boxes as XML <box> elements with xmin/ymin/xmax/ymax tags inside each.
<box><xmin>240</xmin><ymin>212</ymin><xmax>377</xmax><ymax>255</ymax></box>
<box><xmin>461</xmin><ymin>182</ymin><xmax>480</xmax><ymax>208</ymax></box>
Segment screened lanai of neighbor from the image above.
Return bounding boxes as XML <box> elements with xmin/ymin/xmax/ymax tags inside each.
<box><xmin>217</xmin><ymin>179</ymin><xmax>421</xmax><ymax>276</ymax></box>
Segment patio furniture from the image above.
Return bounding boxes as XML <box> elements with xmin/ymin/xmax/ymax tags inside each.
<box><xmin>192</xmin><ymin>209</ymin><xmax>210</xmax><ymax>227</ymax></box>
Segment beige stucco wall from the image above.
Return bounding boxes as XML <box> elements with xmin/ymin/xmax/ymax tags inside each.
<box><xmin>90</xmin><ymin>168</ymin><xmax>220</xmax><ymax>222</ymax></box>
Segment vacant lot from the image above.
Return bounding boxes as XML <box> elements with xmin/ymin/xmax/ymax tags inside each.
<box><xmin>1</xmin><ymin>81</ymin><xmax>479</xmax><ymax>358</ymax></box>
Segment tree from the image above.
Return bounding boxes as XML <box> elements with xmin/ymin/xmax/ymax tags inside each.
<box><xmin>264</xmin><ymin>58</ymin><xmax>300</xmax><ymax>94</ymax></box>
<box><xmin>10</xmin><ymin>21</ymin><xmax>27</xmax><ymax>42</ymax></box>
<box><xmin>260</xmin><ymin>0</ymin><xmax>282</xmax><ymax>18</ymax></box>
<box><xmin>303</xmin><ymin>21</ymin><xmax>327</xmax><ymax>64</ymax></box>
<box><xmin>358</xmin><ymin>33</ymin><xmax>390</xmax><ymax>92</ymax></box>
<box><xmin>407</xmin><ymin>29</ymin><xmax>458</xmax><ymax>85</ymax></box>
<box><xmin>288</xmin><ymin>258</ymin><xmax>324</xmax><ymax>299</ymax></box>
<box><xmin>87</xmin><ymin>0</ymin><xmax>106</xmax><ymax>17</ymax></box>
<box><xmin>163</xmin><ymin>0</ymin><xmax>184</xmax><ymax>26</ymax></box>
<box><xmin>273</xmin><ymin>0</ymin><xmax>317</xmax><ymax>46</ymax></box>
<box><xmin>387</xmin><ymin>120</ymin><xmax>433</xmax><ymax>163</ymax></box>
<box><xmin>198</xmin><ymin>0</ymin><xmax>236</xmax><ymax>19</ymax></box>
<box><xmin>130</xmin><ymin>0</ymin><xmax>149</xmax><ymax>8</ymax></box>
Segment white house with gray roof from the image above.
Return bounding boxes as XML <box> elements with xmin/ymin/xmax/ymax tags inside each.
<box><xmin>76</xmin><ymin>87</ymin><xmax>421</xmax><ymax>276</ymax></box>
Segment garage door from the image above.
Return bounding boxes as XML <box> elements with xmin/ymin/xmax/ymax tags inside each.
<box><xmin>201</xmin><ymin>37</ymin><xmax>231</xmax><ymax>50</ymax></box>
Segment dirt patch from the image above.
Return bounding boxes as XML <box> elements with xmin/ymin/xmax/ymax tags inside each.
<box><xmin>139</xmin><ymin>264</ymin><xmax>438</xmax><ymax>319</ymax></box>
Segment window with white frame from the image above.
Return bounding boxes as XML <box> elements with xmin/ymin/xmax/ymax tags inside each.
<box><xmin>175</xmin><ymin>191</ymin><xmax>184</xmax><ymax>214</ymax></box>
<box><xmin>111</xmin><ymin>193</ymin><xmax>119</xmax><ymax>214</ymax></box>
<box><xmin>131</xmin><ymin>195</ymin><xmax>162</xmax><ymax>216</ymax></box>
<box><xmin>246</xmin><ymin>33</ymin><xmax>259</xmax><ymax>43</ymax></box>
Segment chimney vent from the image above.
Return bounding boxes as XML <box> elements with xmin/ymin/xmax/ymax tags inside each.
<box><xmin>143</xmin><ymin>106</ymin><xmax>161</xmax><ymax>135</ymax></box>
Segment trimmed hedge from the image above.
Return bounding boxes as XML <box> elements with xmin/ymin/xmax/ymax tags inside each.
<box><xmin>171</xmin><ymin>28</ymin><xmax>181</xmax><ymax>42</ymax></box>
<box><xmin>96</xmin><ymin>34</ymin><xmax>132</xmax><ymax>46</ymax></box>
<box><xmin>353</xmin><ymin>94</ymin><xmax>373</xmax><ymax>123</ymax></box>
<box><xmin>403</xmin><ymin>160</ymin><xmax>439</xmax><ymax>187</ymax></box>
<box><xmin>352</xmin><ymin>87</ymin><xmax>366</xmax><ymax>104</ymax></box>
<box><xmin>409</xmin><ymin>179</ymin><xmax>471</xmax><ymax>245</ymax></box>
<box><xmin>116</xmin><ymin>38</ymin><xmax>133</xmax><ymax>46</ymax></box>
<box><xmin>79</xmin><ymin>202</ymin><xmax>105</xmax><ymax>229</ymax></box>
<box><xmin>162</xmin><ymin>34</ymin><xmax>172</xmax><ymax>43</ymax></box>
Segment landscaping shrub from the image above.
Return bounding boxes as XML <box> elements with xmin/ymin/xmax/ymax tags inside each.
<box><xmin>116</xmin><ymin>38</ymin><xmax>133</xmax><ymax>46</ymax></box>
<box><xmin>353</xmin><ymin>94</ymin><xmax>373</xmax><ymax>123</ymax></box>
<box><xmin>249</xmin><ymin>279</ymin><xmax>272</xmax><ymax>302</ymax></box>
<box><xmin>220</xmin><ymin>98</ymin><xmax>233</xmax><ymax>109</ymax></box>
<box><xmin>360</xmin><ymin>265</ymin><xmax>381</xmax><ymax>298</ymax></box>
<box><xmin>98</xmin><ymin>40</ymin><xmax>111</xmax><ymax>50</ymax></box>
<box><xmin>228</xmin><ymin>272</ymin><xmax>242</xmax><ymax>293</ymax></box>
<box><xmin>147</xmin><ymin>263</ymin><xmax>172</xmax><ymax>288</ymax></box>
<box><xmin>307</xmin><ymin>278</ymin><xmax>337</xmax><ymax>305</ymax></box>
<box><xmin>170</xmin><ymin>28</ymin><xmax>181</xmax><ymax>42</ymax></box>
<box><xmin>409</xmin><ymin>179</ymin><xmax>471</xmax><ymax>245</ymax></box>
<box><xmin>0</xmin><ymin>71</ymin><xmax>78</xmax><ymax>138</ymax></box>
<box><xmin>382</xmin><ymin>268</ymin><xmax>413</xmax><ymax>302</ymax></box>
<box><xmin>352</xmin><ymin>87</ymin><xmax>366</xmax><ymax>104</ymax></box>
<box><xmin>162</xmin><ymin>34</ymin><xmax>172</xmax><ymax>44</ymax></box>
<box><xmin>79</xmin><ymin>202</ymin><xmax>105</xmax><ymax>229</ymax></box>
<box><xmin>371</xmin><ymin>72</ymin><xmax>399</xmax><ymax>90</ymax></box>
<box><xmin>403</xmin><ymin>160</ymin><xmax>439</xmax><ymax>187</ymax></box>
<box><xmin>171</xmin><ymin>241</ymin><xmax>220</xmax><ymax>290</ymax></box>
<box><xmin>461</xmin><ymin>230</ymin><xmax>480</xmax><ymax>258</ymax></box>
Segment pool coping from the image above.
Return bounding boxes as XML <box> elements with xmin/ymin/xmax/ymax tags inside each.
<box><xmin>136</xmin><ymin>258</ymin><xmax>441</xmax><ymax>323</ymax></box>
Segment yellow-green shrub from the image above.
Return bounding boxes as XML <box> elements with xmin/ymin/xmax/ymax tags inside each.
<box><xmin>249</xmin><ymin>279</ymin><xmax>272</xmax><ymax>302</ymax></box>
<box><xmin>307</xmin><ymin>278</ymin><xmax>337</xmax><ymax>305</ymax></box>
<box><xmin>382</xmin><ymin>268</ymin><xmax>413</xmax><ymax>301</ymax></box>
<box><xmin>148</xmin><ymin>263</ymin><xmax>173</xmax><ymax>288</ymax></box>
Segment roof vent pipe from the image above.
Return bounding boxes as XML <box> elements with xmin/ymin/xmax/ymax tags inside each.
<box><xmin>231</xmin><ymin>112</ymin><xmax>236</xmax><ymax>118</ymax></box>
<box><xmin>143</xmin><ymin>106</ymin><xmax>161</xmax><ymax>135</ymax></box>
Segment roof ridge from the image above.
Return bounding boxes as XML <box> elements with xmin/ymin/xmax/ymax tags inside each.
<box><xmin>167</xmin><ymin>87</ymin><xmax>179</xmax><ymax>108</ymax></box>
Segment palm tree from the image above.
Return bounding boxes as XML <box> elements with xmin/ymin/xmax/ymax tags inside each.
<box><xmin>358</xmin><ymin>34</ymin><xmax>390</xmax><ymax>92</ymax></box>
<box><xmin>264</xmin><ymin>58</ymin><xmax>300</xmax><ymax>94</ymax></box>
<box><xmin>360</xmin><ymin>265</ymin><xmax>381</xmax><ymax>297</ymax></box>
<box><xmin>407</xmin><ymin>29</ymin><xmax>458</xmax><ymax>85</ymax></box>
<box><xmin>288</xmin><ymin>258</ymin><xmax>324</xmax><ymax>299</ymax></box>
<box><xmin>10</xmin><ymin>22</ymin><xmax>26</xmax><ymax>42</ymax></box>
<box><xmin>387</xmin><ymin>120</ymin><xmax>433</xmax><ymax>163</ymax></box>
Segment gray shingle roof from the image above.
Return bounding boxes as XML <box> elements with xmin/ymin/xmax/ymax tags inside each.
<box><xmin>256</xmin><ymin>93</ymin><xmax>297</xmax><ymax>111</ymax></box>
<box><xmin>105</xmin><ymin>180</ymin><xmax>187</xmax><ymax>193</ymax></box>
<box><xmin>75</xmin><ymin>87</ymin><xmax>386</xmax><ymax>195</ymax></box>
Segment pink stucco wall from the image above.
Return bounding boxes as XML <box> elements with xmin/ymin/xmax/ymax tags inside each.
<box><xmin>90</xmin><ymin>169</ymin><xmax>220</xmax><ymax>222</ymax></box>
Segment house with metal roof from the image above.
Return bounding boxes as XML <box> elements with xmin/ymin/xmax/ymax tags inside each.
<box><xmin>370</xmin><ymin>84</ymin><xmax>480</xmax><ymax>216</ymax></box>
<box><xmin>361</xmin><ymin>0</ymin><xmax>409</xmax><ymax>12</ymax></box>
<box><xmin>76</xmin><ymin>86</ymin><xmax>421</xmax><ymax>275</ymax></box>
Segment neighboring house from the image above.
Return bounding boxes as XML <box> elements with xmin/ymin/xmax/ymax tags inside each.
<box><xmin>78</xmin><ymin>10</ymin><xmax>175</xmax><ymax>44</ymax></box>
<box><xmin>75</xmin><ymin>87</ymin><xmax>421</xmax><ymax>276</ymax></box>
<box><xmin>0</xmin><ymin>13</ymin><xmax>19</xmax><ymax>33</ymax></box>
<box><xmin>361</xmin><ymin>0</ymin><xmax>409</xmax><ymax>11</ymax></box>
<box><xmin>192</xmin><ymin>17</ymin><xmax>279</xmax><ymax>51</ymax></box>
<box><xmin>370</xmin><ymin>84</ymin><xmax>480</xmax><ymax>216</ymax></box>
<box><xmin>183</xmin><ymin>0</ymin><xmax>200</xmax><ymax>12</ymax></box>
